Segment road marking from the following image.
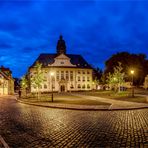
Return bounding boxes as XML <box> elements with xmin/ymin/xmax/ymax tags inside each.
<box><xmin>0</xmin><ymin>135</ymin><xmax>9</xmax><ymax>148</ymax></box>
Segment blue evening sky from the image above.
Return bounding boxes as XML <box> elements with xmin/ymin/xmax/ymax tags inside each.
<box><xmin>0</xmin><ymin>0</ymin><xmax>148</xmax><ymax>78</ymax></box>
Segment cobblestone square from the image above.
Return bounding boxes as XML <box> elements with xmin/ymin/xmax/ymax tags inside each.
<box><xmin>0</xmin><ymin>96</ymin><xmax>148</xmax><ymax>147</ymax></box>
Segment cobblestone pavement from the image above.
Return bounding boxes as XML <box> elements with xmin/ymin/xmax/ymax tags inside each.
<box><xmin>0</xmin><ymin>96</ymin><xmax>148</xmax><ymax>148</ymax></box>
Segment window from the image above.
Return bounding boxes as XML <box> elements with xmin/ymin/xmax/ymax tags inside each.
<box><xmin>33</xmin><ymin>85</ymin><xmax>37</xmax><ymax>89</ymax></box>
<box><xmin>83</xmin><ymin>71</ymin><xmax>85</xmax><ymax>74</ymax></box>
<box><xmin>78</xmin><ymin>70</ymin><xmax>81</xmax><ymax>74</ymax></box>
<box><xmin>87</xmin><ymin>71</ymin><xmax>90</xmax><ymax>74</ymax></box>
<box><xmin>61</xmin><ymin>62</ymin><xmax>64</xmax><ymax>64</ymax></box>
<box><xmin>70</xmin><ymin>84</ymin><xmax>74</xmax><ymax>89</ymax></box>
<box><xmin>66</xmin><ymin>71</ymin><xmax>69</xmax><ymax>80</ymax></box>
<box><xmin>83</xmin><ymin>76</ymin><xmax>85</xmax><ymax>81</ymax></box>
<box><xmin>78</xmin><ymin>76</ymin><xmax>80</xmax><ymax>81</ymax></box>
<box><xmin>70</xmin><ymin>71</ymin><xmax>73</xmax><ymax>81</ymax></box>
<box><xmin>61</xmin><ymin>71</ymin><xmax>64</xmax><ymax>79</ymax></box>
<box><xmin>87</xmin><ymin>84</ymin><xmax>90</xmax><ymax>89</ymax></box>
<box><xmin>82</xmin><ymin>84</ymin><xmax>85</xmax><ymax>89</ymax></box>
<box><xmin>44</xmin><ymin>76</ymin><xmax>47</xmax><ymax>81</ymax></box>
<box><xmin>44</xmin><ymin>84</ymin><xmax>47</xmax><ymax>89</ymax></box>
<box><xmin>87</xmin><ymin>77</ymin><xmax>90</xmax><ymax>81</ymax></box>
<box><xmin>56</xmin><ymin>71</ymin><xmax>59</xmax><ymax>81</ymax></box>
<box><xmin>78</xmin><ymin>84</ymin><xmax>81</xmax><ymax>88</ymax></box>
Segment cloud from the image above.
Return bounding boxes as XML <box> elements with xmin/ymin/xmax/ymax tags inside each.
<box><xmin>0</xmin><ymin>0</ymin><xmax>148</xmax><ymax>77</ymax></box>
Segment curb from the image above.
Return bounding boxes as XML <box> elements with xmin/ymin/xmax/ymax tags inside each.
<box><xmin>17</xmin><ymin>100</ymin><xmax>148</xmax><ymax>111</ymax></box>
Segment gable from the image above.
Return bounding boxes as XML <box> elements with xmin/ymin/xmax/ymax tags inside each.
<box><xmin>55</xmin><ymin>53</ymin><xmax>70</xmax><ymax>60</ymax></box>
<box><xmin>49</xmin><ymin>53</ymin><xmax>76</xmax><ymax>67</ymax></box>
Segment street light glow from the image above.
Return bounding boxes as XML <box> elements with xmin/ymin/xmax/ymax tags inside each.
<box><xmin>131</xmin><ymin>70</ymin><xmax>134</xmax><ymax>74</ymax></box>
<box><xmin>50</xmin><ymin>72</ymin><xmax>54</xmax><ymax>76</ymax></box>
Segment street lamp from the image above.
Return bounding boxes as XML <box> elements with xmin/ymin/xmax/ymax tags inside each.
<box><xmin>131</xmin><ymin>70</ymin><xmax>134</xmax><ymax>97</ymax></box>
<box><xmin>50</xmin><ymin>72</ymin><xmax>54</xmax><ymax>102</ymax></box>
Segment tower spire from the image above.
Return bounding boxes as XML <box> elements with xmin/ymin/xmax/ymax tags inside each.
<box><xmin>56</xmin><ymin>35</ymin><xmax>66</xmax><ymax>55</ymax></box>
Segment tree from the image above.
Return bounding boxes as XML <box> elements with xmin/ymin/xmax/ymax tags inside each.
<box><xmin>20</xmin><ymin>76</ymin><xmax>28</xmax><ymax>97</ymax></box>
<box><xmin>30</xmin><ymin>61</ymin><xmax>44</xmax><ymax>99</ymax></box>
<box><xmin>106</xmin><ymin>62</ymin><xmax>125</xmax><ymax>92</ymax></box>
<box><xmin>105</xmin><ymin>52</ymin><xmax>148</xmax><ymax>86</ymax></box>
<box><xmin>92</xmin><ymin>67</ymin><xmax>103</xmax><ymax>89</ymax></box>
<box><xmin>14</xmin><ymin>78</ymin><xmax>21</xmax><ymax>92</ymax></box>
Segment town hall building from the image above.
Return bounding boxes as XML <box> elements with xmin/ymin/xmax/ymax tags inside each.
<box><xmin>29</xmin><ymin>36</ymin><xmax>93</xmax><ymax>93</ymax></box>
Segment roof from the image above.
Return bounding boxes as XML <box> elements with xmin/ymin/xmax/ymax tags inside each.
<box><xmin>30</xmin><ymin>53</ymin><xmax>92</xmax><ymax>69</ymax></box>
<box><xmin>0</xmin><ymin>66</ymin><xmax>12</xmax><ymax>79</ymax></box>
<box><xmin>0</xmin><ymin>71</ymin><xmax>9</xmax><ymax>80</ymax></box>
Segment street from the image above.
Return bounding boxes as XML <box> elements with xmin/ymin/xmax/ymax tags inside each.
<box><xmin>0</xmin><ymin>96</ymin><xmax>148</xmax><ymax>148</ymax></box>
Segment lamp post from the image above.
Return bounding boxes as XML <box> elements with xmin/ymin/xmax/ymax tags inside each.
<box><xmin>131</xmin><ymin>70</ymin><xmax>134</xmax><ymax>97</ymax></box>
<box><xmin>50</xmin><ymin>72</ymin><xmax>54</xmax><ymax>102</ymax></box>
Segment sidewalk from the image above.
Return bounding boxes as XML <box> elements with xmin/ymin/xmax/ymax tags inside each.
<box><xmin>17</xmin><ymin>94</ymin><xmax>148</xmax><ymax>111</ymax></box>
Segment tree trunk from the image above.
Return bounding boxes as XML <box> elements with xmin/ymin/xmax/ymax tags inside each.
<box><xmin>37</xmin><ymin>87</ymin><xmax>39</xmax><ymax>100</ymax></box>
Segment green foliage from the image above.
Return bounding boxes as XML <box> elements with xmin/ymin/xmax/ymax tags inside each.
<box><xmin>100</xmin><ymin>74</ymin><xmax>106</xmax><ymax>85</ymax></box>
<box><xmin>21</xmin><ymin>76</ymin><xmax>28</xmax><ymax>89</ymax></box>
<box><xmin>30</xmin><ymin>61</ymin><xmax>44</xmax><ymax>99</ymax></box>
<box><xmin>106</xmin><ymin>62</ymin><xmax>125</xmax><ymax>92</ymax></box>
<box><xmin>105</xmin><ymin>52</ymin><xmax>148</xmax><ymax>85</ymax></box>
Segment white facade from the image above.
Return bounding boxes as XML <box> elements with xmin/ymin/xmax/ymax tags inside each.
<box><xmin>30</xmin><ymin>67</ymin><xmax>93</xmax><ymax>93</ymax></box>
<box><xmin>144</xmin><ymin>75</ymin><xmax>148</xmax><ymax>89</ymax></box>
<box><xmin>0</xmin><ymin>73</ymin><xmax>8</xmax><ymax>95</ymax></box>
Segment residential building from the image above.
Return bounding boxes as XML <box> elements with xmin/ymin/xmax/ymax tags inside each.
<box><xmin>0</xmin><ymin>66</ymin><xmax>14</xmax><ymax>95</ymax></box>
<box><xmin>144</xmin><ymin>75</ymin><xmax>148</xmax><ymax>89</ymax></box>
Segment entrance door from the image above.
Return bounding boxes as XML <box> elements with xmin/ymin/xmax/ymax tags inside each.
<box><xmin>60</xmin><ymin>85</ymin><xmax>65</xmax><ymax>92</ymax></box>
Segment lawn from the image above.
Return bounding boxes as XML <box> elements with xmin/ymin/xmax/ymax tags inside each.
<box><xmin>20</xmin><ymin>93</ymin><xmax>110</xmax><ymax>106</ymax></box>
<box><xmin>19</xmin><ymin>89</ymin><xmax>148</xmax><ymax>105</ymax></box>
<box><xmin>80</xmin><ymin>90</ymin><xmax>148</xmax><ymax>103</ymax></box>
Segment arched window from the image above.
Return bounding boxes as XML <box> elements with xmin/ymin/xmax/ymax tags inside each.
<box><xmin>70</xmin><ymin>84</ymin><xmax>74</xmax><ymax>89</ymax></box>
<box><xmin>82</xmin><ymin>84</ymin><xmax>85</xmax><ymax>89</ymax></box>
<box><xmin>87</xmin><ymin>84</ymin><xmax>90</xmax><ymax>89</ymax></box>
<box><xmin>77</xmin><ymin>84</ymin><xmax>81</xmax><ymax>89</ymax></box>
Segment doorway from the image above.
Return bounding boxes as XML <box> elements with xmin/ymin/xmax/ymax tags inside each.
<box><xmin>60</xmin><ymin>85</ymin><xmax>65</xmax><ymax>92</ymax></box>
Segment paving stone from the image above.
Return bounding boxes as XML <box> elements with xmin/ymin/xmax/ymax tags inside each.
<box><xmin>0</xmin><ymin>96</ymin><xmax>148</xmax><ymax>147</ymax></box>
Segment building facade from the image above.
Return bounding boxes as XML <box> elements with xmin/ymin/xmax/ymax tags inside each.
<box><xmin>29</xmin><ymin>36</ymin><xmax>93</xmax><ymax>93</ymax></box>
<box><xmin>144</xmin><ymin>75</ymin><xmax>148</xmax><ymax>89</ymax></box>
<box><xmin>0</xmin><ymin>66</ymin><xmax>14</xmax><ymax>95</ymax></box>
